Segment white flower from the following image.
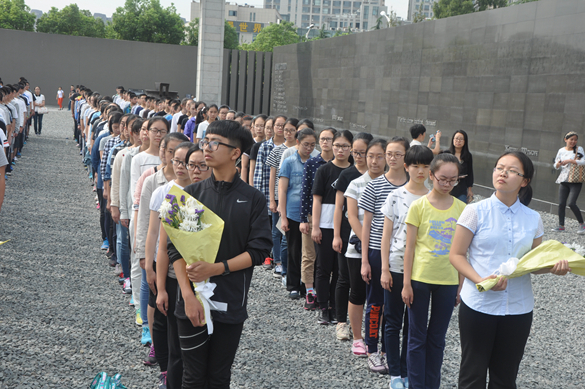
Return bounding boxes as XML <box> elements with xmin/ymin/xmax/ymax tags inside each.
<box><xmin>158</xmin><ymin>201</ymin><xmax>172</xmax><ymax>219</ymax></box>
<box><xmin>563</xmin><ymin>242</ymin><xmax>585</xmax><ymax>256</ymax></box>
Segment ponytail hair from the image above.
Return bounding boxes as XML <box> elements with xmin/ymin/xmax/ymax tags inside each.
<box><xmin>496</xmin><ymin>151</ymin><xmax>534</xmax><ymax>206</ymax></box>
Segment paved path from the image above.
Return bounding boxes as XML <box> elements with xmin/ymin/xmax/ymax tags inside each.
<box><xmin>1</xmin><ymin>108</ymin><xmax>584</xmax><ymax>388</ymax></box>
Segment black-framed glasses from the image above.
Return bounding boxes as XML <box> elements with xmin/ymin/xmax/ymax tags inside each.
<box><xmin>149</xmin><ymin>128</ymin><xmax>168</xmax><ymax>135</ymax></box>
<box><xmin>171</xmin><ymin>159</ymin><xmax>187</xmax><ymax>168</ymax></box>
<box><xmin>352</xmin><ymin>150</ymin><xmax>365</xmax><ymax>158</ymax></box>
<box><xmin>199</xmin><ymin>139</ymin><xmax>237</xmax><ymax>152</ymax></box>
<box><xmin>386</xmin><ymin>152</ymin><xmax>405</xmax><ymax>159</ymax></box>
<box><xmin>186</xmin><ymin>162</ymin><xmax>209</xmax><ymax>171</ymax></box>
<box><xmin>320</xmin><ymin>137</ymin><xmax>333</xmax><ymax>143</ymax></box>
<box><xmin>284</xmin><ymin>128</ymin><xmax>296</xmax><ymax>134</ymax></box>
<box><xmin>333</xmin><ymin>144</ymin><xmax>351</xmax><ymax>151</ymax></box>
<box><xmin>493</xmin><ymin>167</ymin><xmax>525</xmax><ymax>177</ymax></box>
<box><xmin>433</xmin><ymin>175</ymin><xmax>459</xmax><ymax>187</ymax></box>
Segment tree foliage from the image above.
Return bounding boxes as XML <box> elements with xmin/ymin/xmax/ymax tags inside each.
<box><xmin>476</xmin><ymin>0</ymin><xmax>507</xmax><ymax>11</ymax></box>
<box><xmin>0</xmin><ymin>0</ymin><xmax>35</xmax><ymax>31</ymax></box>
<box><xmin>412</xmin><ymin>10</ymin><xmax>427</xmax><ymax>23</ymax></box>
<box><xmin>109</xmin><ymin>0</ymin><xmax>184</xmax><ymax>44</ymax></box>
<box><xmin>241</xmin><ymin>21</ymin><xmax>300</xmax><ymax>52</ymax></box>
<box><xmin>433</xmin><ymin>0</ymin><xmax>475</xmax><ymax>19</ymax></box>
<box><xmin>36</xmin><ymin>4</ymin><xmax>106</xmax><ymax>38</ymax></box>
<box><xmin>181</xmin><ymin>18</ymin><xmax>239</xmax><ymax>49</ymax></box>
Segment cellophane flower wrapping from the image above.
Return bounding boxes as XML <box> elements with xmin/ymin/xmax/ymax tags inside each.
<box><xmin>159</xmin><ymin>185</ymin><xmax>225</xmax><ymax>333</ymax></box>
<box><xmin>476</xmin><ymin>240</ymin><xmax>585</xmax><ymax>292</ymax></box>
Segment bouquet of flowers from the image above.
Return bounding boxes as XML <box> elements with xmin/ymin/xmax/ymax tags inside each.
<box><xmin>159</xmin><ymin>185</ymin><xmax>226</xmax><ymax>334</ymax></box>
<box><xmin>476</xmin><ymin>240</ymin><xmax>585</xmax><ymax>292</ymax></box>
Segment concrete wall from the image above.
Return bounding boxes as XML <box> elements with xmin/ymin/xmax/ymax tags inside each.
<box><xmin>0</xmin><ymin>28</ymin><xmax>198</xmax><ymax>104</ymax></box>
<box><xmin>271</xmin><ymin>0</ymin><xmax>585</xmax><ymax>213</ymax></box>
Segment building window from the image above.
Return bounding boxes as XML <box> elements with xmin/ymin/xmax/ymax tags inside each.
<box><xmin>424</xmin><ymin>12</ymin><xmax>428</xmax><ymax>16</ymax></box>
<box><xmin>333</xmin><ymin>1</ymin><xmax>341</xmax><ymax>6</ymax></box>
<box><xmin>312</xmin><ymin>15</ymin><xmax>320</xmax><ymax>22</ymax></box>
<box><xmin>301</xmin><ymin>22</ymin><xmax>310</xmax><ymax>27</ymax></box>
<box><xmin>313</xmin><ymin>0</ymin><xmax>321</xmax><ymax>5</ymax></box>
<box><xmin>330</xmin><ymin>21</ymin><xmax>337</xmax><ymax>28</ymax></box>
<box><xmin>415</xmin><ymin>5</ymin><xmax>419</xmax><ymax>9</ymax></box>
<box><xmin>343</xmin><ymin>8</ymin><xmax>350</xmax><ymax>13</ymax></box>
<box><xmin>333</xmin><ymin>8</ymin><xmax>341</xmax><ymax>14</ymax></box>
<box><xmin>323</xmin><ymin>7</ymin><xmax>330</xmax><ymax>13</ymax></box>
<box><xmin>343</xmin><ymin>1</ymin><xmax>352</xmax><ymax>8</ymax></box>
<box><xmin>250</xmin><ymin>12</ymin><xmax>256</xmax><ymax>21</ymax></box>
<box><xmin>228</xmin><ymin>10</ymin><xmax>237</xmax><ymax>16</ymax></box>
<box><xmin>323</xmin><ymin>0</ymin><xmax>331</xmax><ymax>5</ymax></box>
<box><xmin>372</xmin><ymin>6</ymin><xmax>378</xmax><ymax>15</ymax></box>
<box><xmin>303</xmin><ymin>6</ymin><xmax>310</xmax><ymax>12</ymax></box>
<box><xmin>313</xmin><ymin>6</ymin><xmax>320</xmax><ymax>12</ymax></box>
<box><xmin>363</xmin><ymin>21</ymin><xmax>368</xmax><ymax>29</ymax></box>
<box><xmin>424</xmin><ymin>5</ymin><xmax>429</xmax><ymax>10</ymax></box>
<box><xmin>303</xmin><ymin>0</ymin><xmax>310</xmax><ymax>4</ymax></box>
<box><xmin>364</xmin><ymin>5</ymin><xmax>368</xmax><ymax>15</ymax></box>
<box><xmin>302</xmin><ymin>14</ymin><xmax>310</xmax><ymax>20</ymax></box>
<box><xmin>354</xmin><ymin>2</ymin><xmax>361</xmax><ymax>8</ymax></box>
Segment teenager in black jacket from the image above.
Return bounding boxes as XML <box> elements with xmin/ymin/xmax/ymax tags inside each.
<box><xmin>168</xmin><ymin>120</ymin><xmax>272</xmax><ymax>389</ymax></box>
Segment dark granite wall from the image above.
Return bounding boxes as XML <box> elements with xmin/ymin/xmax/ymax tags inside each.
<box><xmin>271</xmin><ymin>0</ymin><xmax>585</xmax><ymax>212</ymax></box>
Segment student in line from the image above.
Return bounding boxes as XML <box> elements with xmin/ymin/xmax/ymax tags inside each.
<box><xmin>333</xmin><ymin>133</ymin><xmax>373</xmax><ymax>342</ymax></box>
<box><xmin>279</xmin><ymin>128</ymin><xmax>318</xmax><ymax>299</ymax></box>
<box><xmin>312</xmin><ymin>130</ymin><xmax>353</xmax><ymax>323</ymax></box>
<box><xmin>360</xmin><ymin>137</ymin><xmax>410</xmax><ymax>374</ymax></box>
<box><xmin>450</xmin><ymin>151</ymin><xmax>570</xmax><ymax>389</ymax></box>
<box><xmin>402</xmin><ymin>153</ymin><xmax>467</xmax><ymax>389</ymax></box>
<box><xmin>381</xmin><ymin>145</ymin><xmax>434</xmax><ymax>389</ymax></box>
<box><xmin>170</xmin><ymin>120</ymin><xmax>272</xmax><ymax>388</ymax></box>
<box><xmin>241</xmin><ymin>114</ymin><xmax>267</xmax><ymax>184</ymax></box>
<box><xmin>248</xmin><ymin>116</ymin><xmax>273</xmax><ymax>186</ymax></box>
<box><xmin>195</xmin><ymin>104</ymin><xmax>218</xmax><ymax>143</ymax></box>
<box><xmin>299</xmin><ymin>127</ymin><xmax>336</xmax><ymax>310</ymax></box>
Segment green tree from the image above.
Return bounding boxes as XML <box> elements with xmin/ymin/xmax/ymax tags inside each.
<box><xmin>372</xmin><ymin>16</ymin><xmax>383</xmax><ymax>30</ymax></box>
<box><xmin>181</xmin><ymin>18</ymin><xmax>239</xmax><ymax>49</ymax></box>
<box><xmin>36</xmin><ymin>4</ymin><xmax>106</xmax><ymax>38</ymax></box>
<box><xmin>433</xmin><ymin>0</ymin><xmax>475</xmax><ymax>19</ymax></box>
<box><xmin>109</xmin><ymin>0</ymin><xmax>184</xmax><ymax>44</ymax></box>
<box><xmin>0</xmin><ymin>0</ymin><xmax>35</xmax><ymax>31</ymax></box>
<box><xmin>476</xmin><ymin>0</ymin><xmax>507</xmax><ymax>10</ymax></box>
<box><xmin>512</xmin><ymin>0</ymin><xmax>538</xmax><ymax>3</ymax></box>
<box><xmin>241</xmin><ymin>21</ymin><xmax>300</xmax><ymax>52</ymax></box>
<box><xmin>412</xmin><ymin>10</ymin><xmax>426</xmax><ymax>23</ymax></box>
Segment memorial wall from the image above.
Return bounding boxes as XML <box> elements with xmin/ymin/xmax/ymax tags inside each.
<box><xmin>271</xmin><ymin>0</ymin><xmax>585</xmax><ymax>213</ymax></box>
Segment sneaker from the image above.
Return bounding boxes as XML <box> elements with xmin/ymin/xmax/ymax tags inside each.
<box><xmin>135</xmin><ymin>309</ymin><xmax>143</xmax><ymax>326</ymax></box>
<box><xmin>158</xmin><ymin>371</ymin><xmax>167</xmax><ymax>389</ymax></box>
<box><xmin>289</xmin><ymin>290</ymin><xmax>300</xmax><ymax>300</ymax></box>
<box><xmin>336</xmin><ymin>322</ymin><xmax>350</xmax><ymax>340</ymax></box>
<box><xmin>143</xmin><ymin>344</ymin><xmax>157</xmax><ymax>366</ymax></box>
<box><xmin>123</xmin><ymin>278</ymin><xmax>132</xmax><ymax>294</ymax></box>
<box><xmin>16</xmin><ymin>152</ymin><xmax>21</xmax><ymax>157</ymax></box>
<box><xmin>380</xmin><ymin>353</ymin><xmax>389</xmax><ymax>374</ymax></box>
<box><xmin>118</xmin><ymin>275</ymin><xmax>125</xmax><ymax>285</ymax></box>
<box><xmin>141</xmin><ymin>326</ymin><xmax>152</xmax><ymax>345</ymax></box>
<box><xmin>390</xmin><ymin>377</ymin><xmax>405</xmax><ymax>389</ymax></box>
<box><xmin>114</xmin><ymin>264</ymin><xmax>122</xmax><ymax>276</ymax></box>
<box><xmin>129</xmin><ymin>296</ymin><xmax>135</xmax><ymax>306</ymax></box>
<box><xmin>105</xmin><ymin>250</ymin><xmax>114</xmax><ymax>259</ymax></box>
<box><xmin>403</xmin><ymin>377</ymin><xmax>409</xmax><ymax>388</ymax></box>
<box><xmin>551</xmin><ymin>225</ymin><xmax>565</xmax><ymax>232</ymax></box>
<box><xmin>109</xmin><ymin>257</ymin><xmax>117</xmax><ymax>267</ymax></box>
<box><xmin>101</xmin><ymin>239</ymin><xmax>109</xmax><ymax>250</ymax></box>
<box><xmin>318</xmin><ymin>308</ymin><xmax>330</xmax><ymax>325</ymax></box>
<box><xmin>352</xmin><ymin>339</ymin><xmax>367</xmax><ymax>357</ymax></box>
<box><xmin>273</xmin><ymin>264</ymin><xmax>283</xmax><ymax>277</ymax></box>
<box><xmin>304</xmin><ymin>292</ymin><xmax>316</xmax><ymax>310</ymax></box>
<box><xmin>281</xmin><ymin>275</ymin><xmax>287</xmax><ymax>287</ymax></box>
<box><xmin>329</xmin><ymin>308</ymin><xmax>338</xmax><ymax>324</ymax></box>
<box><xmin>578</xmin><ymin>224</ymin><xmax>585</xmax><ymax>235</ymax></box>
<box><xmin>13</xmin><ymin>156</ymin><xmax>17</xmax><ymax>162</ymax></box>
<box><xmin>262</xmin><ymin>257</ymin><xmax>273</xmax><ymax>270</ymax></box>
<box><xmin>368</xmin><ymin>352</ymin><xmax>388</xmax><ymax>374</ymax></box>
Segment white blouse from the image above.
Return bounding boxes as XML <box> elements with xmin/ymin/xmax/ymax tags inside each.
<box><xmin>457</xmin><ymin>194</ymin><xmax>544</xmax><ymax>316</ymax></box>
<box><xmin>554</xmin><ymin>146</ymin><xmax>585</xmax><ymax>184</ymax></box>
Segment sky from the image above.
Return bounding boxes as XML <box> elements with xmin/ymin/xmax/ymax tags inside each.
<box><xmin>25</xmin><ymin>0</ymin><xmax>408</xmax><ymax>21</ymax></box>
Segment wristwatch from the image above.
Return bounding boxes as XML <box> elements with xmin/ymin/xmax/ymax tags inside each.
<box><xmin>222</xmin><ymin>260</ymin><xmax>230</xmax><ymax>276</ymax></box>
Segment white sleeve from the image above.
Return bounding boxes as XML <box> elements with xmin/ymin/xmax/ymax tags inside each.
<box><xmin>576</xmin><ymin>147</ymin><xmax>585</xmax><ymax>166</ymax></box>
<box><xmin>535</xmin><ymin>215</ymin><xmax>544</xmax><ymax>239</ymax></box>
<box><xmin>457</xmin><ymin>205</ymin><xmax>478</xmax><ymax>234</ymax></box>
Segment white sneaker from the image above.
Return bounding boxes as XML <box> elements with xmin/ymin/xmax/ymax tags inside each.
<box><xmin>578</xmin><ymin>224</ymin><xmax>585</xmax><ymax>235</ymax></box>
<box><xmin>336</xmin><ymin>322</ymin><xmax>350</xmax><ymax>340</ymax></box>
<box><xmin>281</xmin><ymin>275</ymin><xmax>287</xmax><ymax>287</ymax></box>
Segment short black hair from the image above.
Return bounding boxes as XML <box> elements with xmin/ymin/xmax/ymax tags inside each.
<box><xmin>206</xmin><ymin>120</ymin><xmax>254</xmax><ymax>157</ymax></box>
<box><xmin>297</xmin><ymin>118</ymin><xmax>314</xmax><ymax>130</ymax></box>
<box><xmin>404</xmin><ymin>145</ymin><xmax>434</xmax><ymax>166</ymax></box>
<box><xmin>219</xmin><ymin>105</ymin><xmax>230</xmax><ymax>111</ymax></box>
<box><xmin>235</xmin><ymin>111</ymin><xmax>246</xmax><ymax>119</ymax></box>
<box><xmin>242</xmin><ymin>115</ymin><xmax>253</xmax><ymax>122</ymax></box>
<box><xmin>129</xmin><ymin>92</ymin><xmax>137</xmax><ymax>99</ymax></box>
<box><xmin>409</xmin><ymin>124</ymin><xmax>426</xmax><ymax>140</ymax></box>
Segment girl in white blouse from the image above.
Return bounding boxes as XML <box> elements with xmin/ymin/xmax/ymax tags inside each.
<box><xmin>450</xmin><ymin>151</ymin><xmax>570</xmax><ymax>389</ymax></box>
<box><xmin>552</xmin><ymin>131</ymin><xmax>585</xmax><ymax>233</ymax></box>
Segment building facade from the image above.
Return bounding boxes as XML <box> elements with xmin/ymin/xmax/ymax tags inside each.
<box><xmin>407</xmin><ymin>0</ymin><xmax>437</xmax><ymax>21</ymax></box>
<box><xmin>264</xmin><ymin>0</ymin><xmax>387</xmax><ymax>32</ymax></box>
<box><xmin>190</xmin><ymin>1</ymin><xmax>282</xmax><ymax>44</ymax></box>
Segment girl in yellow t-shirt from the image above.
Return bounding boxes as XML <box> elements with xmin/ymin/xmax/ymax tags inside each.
<box><xmin>402</xmin><ymin>153</ymin><xmax>466</xmax><ymax>389</ymax></box>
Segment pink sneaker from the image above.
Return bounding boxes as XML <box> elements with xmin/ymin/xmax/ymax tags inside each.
<box><xmin>352</xmin><ymin>339</ymin><xmax>367</xmax><ymax>357</ymax></box>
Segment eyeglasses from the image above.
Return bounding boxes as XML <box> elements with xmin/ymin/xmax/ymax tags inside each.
<box><xmin>434</xmin><ymin>176</ymin><xmax>459</xmax><ymax>187</ymax></box>
<box><xmin>199</xmin><ymin>139</ymin><xmax>237</xmax><ymax>151</ymax></box>
<box><xmin>367</xmin><ymin>154</ymin><xmax>385</xmax><ymax>161</ymax></box>
<box><xmin>493</xmin><ymin>167</ymin><xmax>525</xmax><ymax>177</ymax></box>
<box><xmin>284</xmin><ymin>129</ymin><xmax>296</xmax><ymax>134</ymax></box>
<box><xmin>333</xmin><ymin>144</ymin><xmax>351</xmax><ymax>151</ymax></box>
<box><xmin>171</xmin><ymin>159</ymin><xmax>187</xmax><ymax>168</ymax></box>
<box><xmin>254</xmin><ymin>125</ymin><xmax>265</xmax><ymax>129</ymax></box>
<box><xmin>186</xmin><ymin>162</ymin><xmax>209</xmax><ymax>171</ymax></box>
<box><xmin>352</xmin><ymin>151</ymin><xmax>365</xmax><ymax>158</ymax></box>
<box><xmin>149</xmin><ymin>128</ymin><xmax>168</xmax><ymax>135</ymax></box>
<box><xmin>386</xmin><ymin>152</ymin><xmax>405</xmax><ymax>159</ymax></box>
<box><xmin>301</xmin><ymin>142</ymin><xmax>316</xmax><ymax>148</ymax></box>
<box><xmin>453</xmin><ymin>137</ymin><xmax>465</xmax><ymax>142</ymax></box>
<box><xmin>320</xmin><ymin>137</ymin><xmax>333</xmax><ymax>143</ymax></box>
<box><xmin>274</xmin><ymin>123</ymin><xmax>284</xmax><ymax>128</ymax></box>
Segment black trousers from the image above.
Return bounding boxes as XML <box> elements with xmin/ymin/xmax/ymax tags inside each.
<box><xmin>335</xmin><ymin>223</ymin><xmax>351</xmax><ymax>322</ymax></box>
<box><xmin>165</xmin><ymin>276</ymin><xmax>182</xmax><ymax>389</ymax></box>
<box><xmin>285</xmin><ymin>218</ymin><xmax>304</xmax><ymax>293</ymax></box>
<box><xmin>458</xmin><ymin>302</ymin><xmax>533</xmax><ymax>389</ymax></box>
<box><xmin>558</xmin><ymin>182</ymin><xmax>583</xmax><ymax>225</ymax></box>
<box><xmin>33</xmin><ymin>113</ymin><xmax>43</xmax><ymax>133</ymax></box>
<box><xmin>315</xmin><ymin>228</ymin><xmax>338</xmax><ymax>310</ymax></box>
<box><xmin>347</xmin><ymin>256</ymin><xmax>367</xmax><ymax>305</ymax></box>
<box><xmin>150</xmin><ymin>261</ymin><xmax>169</xmax><ymax>372</ymax></box>
<box><xmin>176</xmin><ymin>319</ymin><xmax>244</xmax><ymax>389</ymax></box>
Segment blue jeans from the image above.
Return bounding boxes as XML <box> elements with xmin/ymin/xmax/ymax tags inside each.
<box><xmin>457</xmin><ymin>194</ymin><xmax>467</xmax><ymax>204</ymax></box>
<box><xmin>384</xmin><ymin>272</ymin><xmax>408</xmax><ymax>377</ymax></box>
<box><xmin>272</xmin><ymin>208</ymin><xmax>288</xmax><ymax>275</ymax></box>
<box><xmin>140</xmin><ymin>268</ymin><xmax>149</xmax><ymax>326</ymax></box>
<box><xmin>407</xmin><ymin>280</ymin><xmax>457</xmax><ymax>389</ymax></box>
<box><xmin>116</xmin><ymin>222</ymin><xmax>131</xmax><ymax>278</ymax></box>
<box><xmin>33</xmin><ymin>113</ymin><xmax>43</xmax><ymax>133</ymax></box>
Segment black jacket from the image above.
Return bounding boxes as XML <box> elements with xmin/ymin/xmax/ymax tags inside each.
<box><xmin>168</xmin><ymin>172</ymin><xmax>272</xmax><ymax>324</ymax></box>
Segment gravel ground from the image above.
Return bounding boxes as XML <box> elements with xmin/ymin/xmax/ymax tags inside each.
<box><xmin>0</xmin><ymin>108</ymin><xmax>584</xmax><ymax>388</ymax></box>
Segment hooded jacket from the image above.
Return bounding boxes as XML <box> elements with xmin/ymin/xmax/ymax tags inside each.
<box><xmin>168</xmin><ymin>172</ymin><xmax>272</xmax><ymax>324</ymax></box>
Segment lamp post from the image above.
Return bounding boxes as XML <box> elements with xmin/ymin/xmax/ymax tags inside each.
<box><xmin>305</xmin><ymin>23</ymin><xmax>316</xmax><ymax>40</ymax></box>
<box><xmin>380</xmin><ymin>10</ymin><xmax>391</xmax><ymax>27</ymax></box>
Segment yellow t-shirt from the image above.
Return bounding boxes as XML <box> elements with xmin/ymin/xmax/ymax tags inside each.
<box><xmin>405</xmin><ymin>195</ymin><xmax>466</xmax><ymax>285</ymax></box>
